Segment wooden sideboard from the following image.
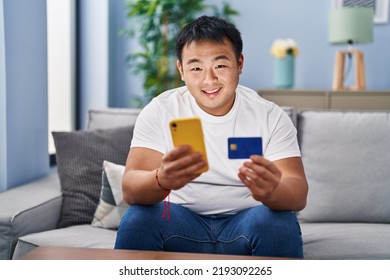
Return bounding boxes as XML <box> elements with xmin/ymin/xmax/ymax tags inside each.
<box><xmin>257</xmin><ymin>89</ymin><xmax>390</xmax><ymax>111</ymax></box>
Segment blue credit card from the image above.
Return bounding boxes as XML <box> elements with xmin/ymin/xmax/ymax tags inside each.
<box><xmin>228</xmin><ymin>137</ymin><xmax>263</xmax><ymax>159</ymax></box>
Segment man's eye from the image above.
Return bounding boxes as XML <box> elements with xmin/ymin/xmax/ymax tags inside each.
<box><xmin>191</xmin><ymin>67</ymin><xmax>202</xmax><ymax>71</ymax></box>
<box><xmin>216</xmin><ymin>65</ymin><xmax>227</xmax><ymax>69</ymax></box>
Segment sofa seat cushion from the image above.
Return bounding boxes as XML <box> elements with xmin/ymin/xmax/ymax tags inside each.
<box><xmin>301</xmin><ymin>223</ymin><xmax>390</xmax><ymax>260</ymax></box>
<box><xmin>12</xmin><ymin>225</ymin><xmax>117</xmax><ymax>259</ymax></box>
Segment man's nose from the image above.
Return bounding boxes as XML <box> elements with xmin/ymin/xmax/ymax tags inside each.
<box><xmin>203</xmin><ymin>68</ymin><xmax>218</xmax><ymax>84</ymax></box>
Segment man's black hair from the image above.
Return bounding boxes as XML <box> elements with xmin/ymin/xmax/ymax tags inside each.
<box><xmin>175</xmin><ymin>16</ymin><xmax>243</xmax><ymax>63</ymax></box>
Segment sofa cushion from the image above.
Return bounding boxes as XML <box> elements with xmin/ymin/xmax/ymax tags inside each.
<box><xmin>92</xmin><ymin>161</ymin><xmax>128</xmax><ymax>229</ymax></box>
<box><xmin>301</xmin><ymin>223</ymin><xmax>390</xmax><ymax>259</ymax></box>
<box><xmin>12</xmin><ymin>225</ymin><xmax>117</xmax><ymax>259</ymax></box>
<box><xmin>87</xmin><ymin>108</ymin><xmax>141</xmax><ymax>130</ymax></box>
<box><xmin>297</xmin><ymin>110</ymin><xmax>390</xmax><ymax>223</ymax></box>
<box><xmin>52</xmin><ymin>126</ymin><xmax>133</xmax><ymax>228</ymax></box>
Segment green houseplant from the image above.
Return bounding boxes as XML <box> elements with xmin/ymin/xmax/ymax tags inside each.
<box><xmin>124</xmin><ymin>0</ymin><xmax>239</xmax><ymax>106</ymax></box>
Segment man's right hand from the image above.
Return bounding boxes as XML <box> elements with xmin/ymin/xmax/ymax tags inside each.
<box><xmin>156</xmin><ymin>145</ymin><xmax>207</xmax><ymax>190</ymax></box>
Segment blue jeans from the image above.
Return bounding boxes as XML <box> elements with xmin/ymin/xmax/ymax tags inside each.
<box><xmin>115</xmin><ymin>202</ymin><xmax>303</xmax><ymax>258</ymax></box>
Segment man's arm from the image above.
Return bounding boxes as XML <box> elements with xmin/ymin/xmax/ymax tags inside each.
<box><xmin>122</xmin><ymin>146</ymin><xmax>207</xmax><ymax>205</ymax></box>
<box><xmin>238</xmin><ymin>156</ymin><xmax>308</xmax><ymax>212</ymax></box>
<box><xmin>121</xmin><ymin>147</ymin><xmax>165</xmax><ymax>205</ymax></box>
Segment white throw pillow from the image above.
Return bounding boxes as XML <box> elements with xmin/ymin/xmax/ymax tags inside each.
<box><xmin>91</xmin><ymin>160</ymin><xmax>128</xmax><ymax>229</ymax></box>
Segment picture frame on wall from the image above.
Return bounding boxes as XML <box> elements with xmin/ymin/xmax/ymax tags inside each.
<box><xmin>331</xmin><ymin>0</ymin><xmax>389</xmax><ymax>24</ymax></box>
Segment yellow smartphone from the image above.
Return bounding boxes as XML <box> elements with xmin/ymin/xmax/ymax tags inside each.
<box><xmin>169</xmin><ymin>117</ymin><xmax>209</xmax><ymax>173</ymax></box>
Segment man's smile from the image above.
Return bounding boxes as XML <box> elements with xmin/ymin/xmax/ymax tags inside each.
<box><xmin>202</xmin><ymin>87</ymin><xmax>222</xmax><ymax>95</ymax></box>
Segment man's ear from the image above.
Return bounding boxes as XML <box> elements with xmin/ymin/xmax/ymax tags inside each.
<box><xmin>176</xmin><ymin>60</ymin><xmax>184</xmax><ymax>81</ymax></box>
<box><xmin>238</xmin><ymin>53</ymin><xmax>244</xmax><ymax>75</ymax></box>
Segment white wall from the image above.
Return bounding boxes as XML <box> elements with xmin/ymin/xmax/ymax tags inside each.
<box><xmin>47</xmin><ymin>0</ymin><xmax>76</xmax><ymax>154</ymax></box>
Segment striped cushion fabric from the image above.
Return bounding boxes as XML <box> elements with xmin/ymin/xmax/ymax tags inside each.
<box><xmin>52</xmin><ymin>125</ymin><xmax>133</xmax><ymax>228</ymax></box>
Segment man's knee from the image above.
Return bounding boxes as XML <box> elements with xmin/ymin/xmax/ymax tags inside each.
<box><xmin>119</xmin><ymin>203</ymin><xmax>163</xmax><ymax>230</ymax></box>
<box><xmin>246</xmin><ymin>206</ymin><xmax>300</xmax><ymax>234</ymax></box>
<box><xmin>247</xmin><ymin>206</ymin><xmax>303</xmax><ymax>258</ymax></box>
<box><xmin>115</xmin><ymin>203</ymin><xmax>166</xmax><ymax>250</ymax></box>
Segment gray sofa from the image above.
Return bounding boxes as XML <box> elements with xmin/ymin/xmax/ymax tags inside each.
<box><xmin>1</xmin><ymin>107</ymin><xmax>389</xmax><ymax>260</ymax></box>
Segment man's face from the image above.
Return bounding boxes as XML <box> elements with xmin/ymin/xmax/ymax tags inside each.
<box><xmin>177</xmin><ymin>39</ymin><xmax>244</xmax><ymax>116</ymax></box>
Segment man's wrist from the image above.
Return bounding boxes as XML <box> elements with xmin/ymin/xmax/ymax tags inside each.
<box><xmin>155</xmin><ymin>169</ymin><xmax>171</xmax><ymax>193</ymax></box>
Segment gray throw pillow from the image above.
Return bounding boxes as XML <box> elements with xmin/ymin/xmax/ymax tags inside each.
<box><xmin>52</xmin><ymin>126</ymin><xmax>133</xmax><ymax>228</ymax></box>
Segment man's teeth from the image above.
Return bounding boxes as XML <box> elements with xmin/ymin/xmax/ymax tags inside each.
<box><xmin>204</xmin><ymin>88</ymin><xmax>220</xmax><ymax>94</ymax></box>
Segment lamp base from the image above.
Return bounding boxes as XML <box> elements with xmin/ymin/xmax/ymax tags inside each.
<box><xmin>332</xmin><ymin>50</ymin><xmax>366</xmax><ymax>91</ymax></box>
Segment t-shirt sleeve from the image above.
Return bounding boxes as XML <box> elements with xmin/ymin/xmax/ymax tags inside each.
<box><xmin>130</xmin><ymin>100</ymin><xmax>168</xmax><ymax>155</ymax></box>
<box><xmin>264</xmin><ymin>107</ymin><xmax>301</xmax><ymax>161</ymax></box>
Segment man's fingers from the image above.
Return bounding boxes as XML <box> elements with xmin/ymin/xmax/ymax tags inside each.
<box><xmin>163</xmin><ymin>145</ymin><xmax>191</xmax><ymax>161</ymax></box>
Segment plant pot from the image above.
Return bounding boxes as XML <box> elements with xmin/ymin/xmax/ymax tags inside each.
<box><xmin>274</xmin><ymin>54</ymin><xmax>295</xmax><ymax>88</ymax></box>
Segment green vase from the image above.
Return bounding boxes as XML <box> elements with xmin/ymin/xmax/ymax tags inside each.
<box><xmin>274</xmin><ymin>54</ymin><xmax>294</xmax><ymax>88</ymax></box>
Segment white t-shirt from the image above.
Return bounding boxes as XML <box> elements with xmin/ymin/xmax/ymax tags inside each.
<box><xmin>131</xmin><ymin>85</ymin><xmax>300</xmax><ymax>215</ymax></box>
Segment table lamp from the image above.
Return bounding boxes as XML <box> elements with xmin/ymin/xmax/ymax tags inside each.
<box><xmin>328</xmin><ymin>7</ymin><xmax>374</xmax><ymax>90</ymax></box>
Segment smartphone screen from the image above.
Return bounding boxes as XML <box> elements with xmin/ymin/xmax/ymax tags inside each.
<box><xmin>169</xmin><ymin>117</ymin><xmax>209</xmax><ymax>173</ymax></box>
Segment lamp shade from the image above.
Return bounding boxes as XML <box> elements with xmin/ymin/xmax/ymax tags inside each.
<box><xmin>328</xmin><ymin>7</ymin><xmax>374</xmax><ymax>45</ymax></box>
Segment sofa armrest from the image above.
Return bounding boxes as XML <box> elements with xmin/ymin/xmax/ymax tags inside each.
<box><xmin>0</xmin><ymin>169</ymin><xmax>62</xmax><ymax>259</ymax></box>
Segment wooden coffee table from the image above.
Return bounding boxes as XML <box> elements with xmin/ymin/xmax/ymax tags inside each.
<box><xmin>20</xmin><ymin>246</ymin><xmax>285</xmax><ymax>260</ymax></box>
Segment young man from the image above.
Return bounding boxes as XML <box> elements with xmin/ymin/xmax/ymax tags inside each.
<box><xmin>115</xmin><ymin>16</ymin><xmax>308</xmax><ymax>258</ymax></box>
